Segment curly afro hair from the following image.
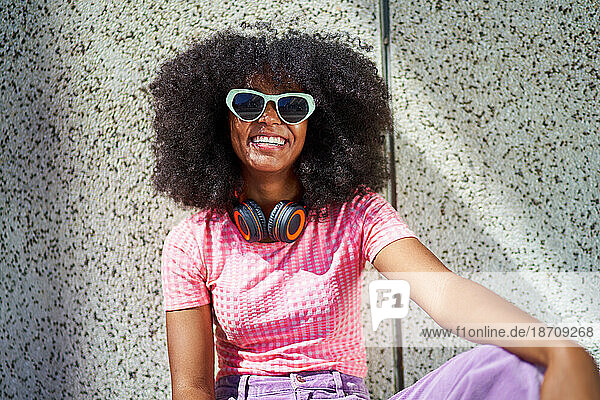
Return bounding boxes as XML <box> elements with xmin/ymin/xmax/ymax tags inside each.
<box><xmin>150</xmin><ymin>30</ymin><xmax>392</xmax><ymax>217</ymax></box>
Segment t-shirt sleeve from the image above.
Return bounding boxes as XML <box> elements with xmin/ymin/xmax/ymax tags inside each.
<box><xmin>360</xmin><ymin>191</ymin><xmax>418</xmax><ymax>264</ymax></box>
<box><xmin>160</xmin><ymin>218</ymin><xmax>211</xmax><ymax>311</ymax></box>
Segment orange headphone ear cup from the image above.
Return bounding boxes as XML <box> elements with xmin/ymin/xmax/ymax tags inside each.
<box><xmin>232</xmin><ymin>200</ymin><xmax>268</xmax><ymax>242</ymax></box>
<box><xmin>267</xmin><ymin>201</ymin><xmax>307</xmax><ymax>243</ymax></box>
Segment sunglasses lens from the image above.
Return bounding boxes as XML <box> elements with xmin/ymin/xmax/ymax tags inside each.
<box><xmin>277</xmin><ymin>96</ymin><xmax>309</xmax><ymax>123</ymax></box>
<box><xmin>232</xmin><ymin>92</ymin><xmax>264</xmax><ymax>121</ymax></box>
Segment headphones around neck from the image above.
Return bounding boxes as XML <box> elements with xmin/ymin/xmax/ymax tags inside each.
<box><xmin>232</xmin><ymin>199</ymin><xmax>307</xmax><ymax>243</ymax></box>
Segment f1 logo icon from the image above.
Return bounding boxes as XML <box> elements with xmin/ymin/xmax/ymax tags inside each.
<box><xmin>369</xmin><ymin>280</ymin><xmax>411</xmax><ymax>331</ymax></box>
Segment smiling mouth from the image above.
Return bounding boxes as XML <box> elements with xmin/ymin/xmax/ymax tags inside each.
<box><xmin>249</xmin><ymin>135</ymin><xmax>288</xmax><ymax>147</ymax></box>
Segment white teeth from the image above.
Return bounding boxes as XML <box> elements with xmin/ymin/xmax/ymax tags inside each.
<box><xmin>250</xmin><ymin>135</ymin><xmax>286</xmax><ymax>145</ymax></box>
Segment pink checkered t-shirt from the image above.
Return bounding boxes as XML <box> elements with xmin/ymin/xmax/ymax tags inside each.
<box><xmin>161</xmin><ymin>190</ymin><xmax>416</xmax><ymax>381</ymax></box>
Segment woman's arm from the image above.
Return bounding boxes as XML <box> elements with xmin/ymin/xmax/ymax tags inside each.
<box><xmin>372</xmin><ymin>237</ymin><xmax>600</xmax><ymax>399</ymax></box>
<box><xmin>166</xmin><ymin>305</ymin><xmax>215</xmax><ymax>400</ymax></box>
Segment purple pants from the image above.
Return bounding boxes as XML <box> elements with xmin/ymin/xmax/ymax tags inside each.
<box><xmin>215</xmin><ymin>345</ymin><xmax>545</xmax><ymax>400</ymax></box>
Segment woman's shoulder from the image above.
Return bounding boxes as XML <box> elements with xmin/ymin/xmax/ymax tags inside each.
<box><xmin>345</xmin><ymin>187</ymin><xmax>389</xmax><ymax>213</ymax></box>
<box><xmin>189</xmin><ymin>208</ymin><xmax>229</xmax><ymax>225</ymax></box>
<box><xmin>320</xmin><ymin>187</ymin><xmax>389</xmax><ymax>222</ymax></box>
<box><xmin>166</xmin><ymin>209</ymin><xmax>228</xmax><ymax>240</ymax></box>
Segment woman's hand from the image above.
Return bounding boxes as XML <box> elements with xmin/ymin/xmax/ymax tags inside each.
<box><xmin>540</xmin><ymin>347</ymin><xmax>600</xmax><ymax>400</ymax></box>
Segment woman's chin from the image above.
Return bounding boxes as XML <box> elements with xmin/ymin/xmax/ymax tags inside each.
<box><xmin>242</xmin><ymin>160</ymin><xmax>294</xmax><ymax>176</ymax></box>
<box><xmin>247</xmin><ymin>165</ymin><xmax>291</xmax><ymax>175</ymax></box>
<box><xmin>243</xmin><ymin>155</ymin><xmax>295</xmax><ymax>175</ymax></box>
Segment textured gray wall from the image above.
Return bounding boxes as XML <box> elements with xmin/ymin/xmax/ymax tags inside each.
<box><xmin>388</xmin><ymin>0</ymin><xmax>600</xmax><ymax>385</ymax></box>
<box><xmin>1</xmin><ymin>1</ymin><xmax>599</xmax><ymax>399</ymax></box>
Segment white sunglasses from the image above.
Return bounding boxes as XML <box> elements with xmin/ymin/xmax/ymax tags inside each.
<box><xmin>226</xmin><ymin>89</ymin><xmax>316</xmax><ymax>124</ymax></box>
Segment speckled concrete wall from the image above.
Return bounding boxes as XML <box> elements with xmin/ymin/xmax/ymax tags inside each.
<box><xmin>0</xmin><ymin>1</ymin><xmax>402</xmax><ymax>399</ymax></box>
<box><xmin>388</xmin><ymin>0</ymin><xmax>600</xmax><ymax>385</ymax></box>
<box><xmin>2</xmin><ymin>1</ymin><xmax>599</xmax><ymax>399</ymax></box>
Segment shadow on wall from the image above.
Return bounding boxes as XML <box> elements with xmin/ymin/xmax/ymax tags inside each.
<box><xmin>1</xmin><ymin>4</ymin><xmax>82</xmax><ymax>398</ymax></box>
<box><xmin>2</xmin><ymin>3</ymin><xmax>170</xmax><ymax>398</ymax></box>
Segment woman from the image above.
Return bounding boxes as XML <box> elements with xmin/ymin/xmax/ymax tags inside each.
<box><xmin>150</xmin><ymin>31</ymin><xmax>600</xmax><ymax>400</ymax></box>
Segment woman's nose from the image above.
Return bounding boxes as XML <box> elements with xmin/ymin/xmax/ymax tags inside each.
<box><xmin>258</xmin><ymin>101</ymin><xmax>281</xmax><ymax>124</ymax></box>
